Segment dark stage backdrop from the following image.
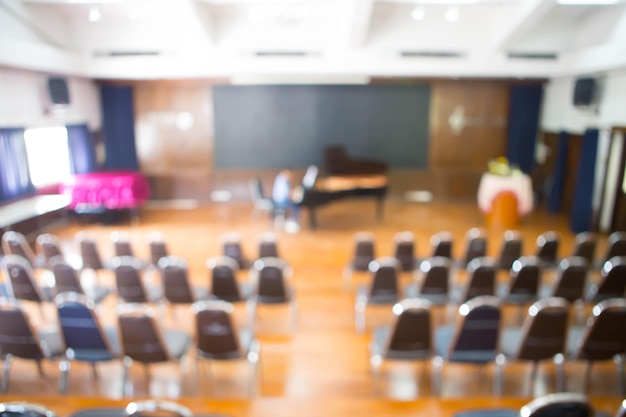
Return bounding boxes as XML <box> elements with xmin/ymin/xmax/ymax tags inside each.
<box><xmin>213</xmin><ymin>84</ymin><xmax>431</xmax><ymax>169</ymax></box>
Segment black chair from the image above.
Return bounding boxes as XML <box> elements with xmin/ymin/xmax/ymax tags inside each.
<box><xmin>535</xmin><ymin>231</ymin><xmax>560</xmax><ymax>268</ymax></box>
<box><xmin>539</xmin><ymin>257</ymin><xmax>588</xmax><ymax>303</ymax></box>
<box><xmin>496</xmin><ymin>230</ymin><xmax>523</xmax><ymax>270</ymax></box>
<box><xmin>36</xmin><ymin>233</ymin><xmax>65</xmax><ymax>268</ymax></box>
<box><xmin>566</xmin><ymin>297</ymin><xmax>626</xmax><ymax>394</ymax></box>
<box><xmin>0</xmin><ymin>298</ymin><xmax>63</xmax><ymax>393</ymax></box>
<box><xmin>117</xmin><ymin>304</ymin><xmax>192</xmax><ymax>398</ymax></box>
<box><xmin>460</xmin><ymin>228</ymin><xmax>488</xmax><ymax>268</ymax></box>
<box><xmin>111</xmin><ymin>231</ymin><xmax>135</xmax><ymax>258</ymax></box>
<box><xmin>146</xmin><ymin>231</ymin><xmax>169</xmax><ymax>267</ymax></box>
<box><xmin>206</xmin><ymin>256</ymin><xmax>253</xmax><ymax>303</ymax></box>
<box><xmin>451</xmin><ymin>257</ymin><xmax>497</xmax><ymax>305</ymax></box>
<box><xmin>369</xmin><ymin>298</ymin><xmax>433</xmax><ymax>394</ymax></box>
<box><xmin>343</xmin><ymin>232</ymin><xmax>376</xmax><ymax>291</ymax></box>
<box><xmin>433</xmin><ymin>295</ymin><xmax>501</xmax><ymax>396</ymax></box>
<box><xmin>430</xmin><ymin>231</ymin><xmax>454</xmax><ymax>259</ymax></box>
<box><xmin>393</xmin><ymin>231</ymin><xmax>418</xmax><ymax>273</ymax></box>
<box><xmin>355</xmin><ymin>257</ymin><xmax>401</xmax><ymax>333</ymax></box>
<box><xmin>112</xmin><ymin>256</ymin><xmax>163</xmax><ymax>304</ymax></box>
<box><xmin>55</xmin><ymin>292</ymin><xmax>121</xmax><ymax>393</ymax></box>
<box><xmin>65</xmin><ymin>399</ymin><xmax>229</xmax><ymax>417</ymax></box>
<box><xmin>0</xmin><ymin>402</ymin><xmax>59</xmax><ymax>417</ymax></box>
<box><xmin>497</xmin><ymin>256</ymin><xmax>541</xmax><ymax>322</ymax></box>
<box><xmin>76</xmin><ymin>232</ymin><xmax>107</xmax><ymax>271</ymax></box>
<box><xmin>1</xmin><ymin>231</ymin><xmax>39</xmax><ymax>267</ymax></box>
<box><xmin>249</xmin><ymin>257</ymin><xmax>297</xmax><ymax>331</ymax></box>
<box><xmin>602</xmin><ymin>232</ymin><xmax>626</xmax><ymax>265</ymax></box>
<box><xmin>221</xmin><ymin>233</ymin><xmax>249</xmax><ymax>271</ymax></box>
<box><xmin>50</xmin><ymin>256</ymin><xmax>112</xmax><ymax>304</ymax></box>
<box><xmin>1</xmin><ymin>254</ymin><xmax>54</xmax><ymax>319</ymax></box>
<box><xmin>571</xmin><ymin>232</ymin><xmax>597</xmax><ymax>269</ymax></box>
<box><xmin>158</xmin><ymin>256</ymin><xmax>208</xmax><ymax>306</ymax></box>
<box><xmin>258</xmin><ymin>232</ymin><xmax>279</xmax><ymax>259</ymax></box>
<box><xmin>405</xmin><ymin>257</ymin><xmax>451</xmax><ymax>307</ymax></box>
<box><xmin>586</xmin><ymin>256</ymin><xmax>626</xmax><ymax>303</ymax></box>
<box><xmin>192</xmin><ymin>300</ymin><xmax>261</xmax><ymax>397</ymax></box>
<box><xmin>496</xmin><ymin>297</ymin><xmax>569</xmax><ymax>395</ymax></box>
<box><xmin>519</xmin><ymin>392</ymin><xmax>594</xmax><ymax>417</ymax></box>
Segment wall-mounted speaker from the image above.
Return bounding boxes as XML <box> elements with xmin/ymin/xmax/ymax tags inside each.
<box><xmin>573</xmin><ymin>77</ymin><xmax>596</xmax><ymax>107</ymax></box>
<box><xmin>47</xmin><ymin>77</ymin><xmax>70</xmax><ymax>105</ymax></box>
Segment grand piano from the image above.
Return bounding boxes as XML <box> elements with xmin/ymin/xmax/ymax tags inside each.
<box><xmin>298</xmin><ymin>146</ymin><xmax>389</xmax><ymax>229</ymax></box>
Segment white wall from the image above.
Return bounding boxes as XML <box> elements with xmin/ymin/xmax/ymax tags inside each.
<box><xmin>540</xmin><ymin>69</ymin><xmax>626</xmax><ymax>134</ymax></box>
<box><xmin>0</xmin><ymin>67</ymin><xmax>101</xmax><ymax>130</ymax></box>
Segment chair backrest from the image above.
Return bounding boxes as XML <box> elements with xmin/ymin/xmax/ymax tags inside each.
<box><xmin>573</xmin><ymin>297</ymin><xmax>626</xmax><ymax>360</ymax></box>
<box><xmin>590</xmin><ymin>256</ymin><xmax>626</xmax><ymax>301</ymax></box>
<box><xmin>117</xmin><ymin>304</ymin><xmax>170</xmax><ymax>363</ymax></box>
<box><xmin>124</xmin><ymin>400</ymin><xmax>192</xmax><ymax>417</ymax></box>
<box><xmin>384</xmin><ymin>298</ymin><xmax>432</xmax><ymax>359</ymax></box>
<box><xmin>462</xmin><ymin>228</ymin><xmax>487</xmax><ymax>266</ymax></box>
<box><xmin>461</xmin><ymin>257</ymin><xmax>497</xmax><ymax>303</ymax></box>
<box><xmin>535</xmin><ymin>231</ymin><xmax>559</xmax><ymax>266</ymax></box>
<box><xmin>519</xmin><ymin>392</ymin><xmax>593</xmax><ymax>417</ymax></box>
<box><xmin>258</xmin><ymin>232</ymin><xmax>279</xmax><ymax>259</ymax></box>
<box><xmin>146</xmin><ymin>231</ymin><xmax>169</xmax><ymax>266</ymax></box>
<box><xmin>604</xmin><ymin>231</ymin><xmax>626</xmax><ymax>263</ymax></box>
<box><xmin>55</xmin><ymin>292</ymin><xmax>114</xmax><ymax>359</ymax></box>
<box><xmin>515</xmin><ymin>297</ymin><xmax>569</xmax><ymax>361</ymax></box>
<box><xmin>221</xmin><ymin>233</ymin><xmax>248</xmax><ymax>270</ymax></box>
<box><xmin>418</xmin><ymin>257</ymin><xmax>451</xmax><ymax>296</ymax></box>
<box><xmin>368</xmin><ymin>257</ymin><xmax>400</xmax><ymax>303</ymax></box>
<box><xmin>111</xmin><ymin>231</ymin><xmax>134</xmax><ymax>258</ymax></box>
<box><xmin>50</xmin><ymin>256</ymin><xmax>84</xmax><ymax>295</ymax></box>
<box><xmin>615</xmin><ymin>399</ymin><xmax>626</xmax><ymax>417</ymax></box>
<box><xmin>497</xmin><ymin>230</ymin><xmax>523</xmax><ymax>270</ymax></box>
<box><xmin>207</xmin><ymin>256</ymin><xmax>242</xmax><ymax>302</ymax></box>
<box><xmin>0</xmin><ymin>298</ymin><xmax>47</xmax><ymax>360</ymax></box>
<box><xmin>249</xmin><ymin>178</ymin><xmax>265</xmax><ymax>201</ymax></box>
<box><xmin>448</xmin><ymin>295</ymin><xmax>501</xmax><ymax>363</ymax></box>
<box><xmin>572</xmin><ymin>232</ymin><xmax>596</xmax><ymax>267</ymax></box>
<box><xmin>1</xmin><ymin>231</ymin><xmax>37</xmax><ymax>266</ymax></box>
<box><xmin>1</xmin><ymin>255</ymin><xmax>46</xmax><ymax>302</ymax></box>
<box><xmin>506</xmin><ymin>256</ymin><xmax>541</xmax><ymax>298</ymax></box>
<box><xmin>351</xmin><ymin>232</ymin><xmax>376</xmax><ymax>272</ymax></box>
<box><xmin>192</xmin><ymin>300</ymin><xmax>242</xmax><ymax>360</ymax></box>
<box><xmin>158</xmin><ymin>256</ymin><xmax>194</xmax><ymax>304</ymax></box>
<box><xmin>77</xmin><ymin>233</ymin><xmax>104</xmax><ymax>270</ymax></box>
<box><xmin>430</xmin><ymin>231</ymin><xmax>453</xmax><ymax>259</ymax></box>
<box><xmin>36</xmin><ymin>233</ymin><xmax>63</xmax><ymax>267</ymax></box>
<box><xmin>550</xmin><ymin>257</ymin><xmax>588</xmax><ymax>302</ymax></box>
<box><xmin>253</xmin><ymin>257</ymin><xmax>290</xmax><ymax>304</ymax></box>
<box><xmin>393</xmin><ymin>231</ymin><xmax>416</xmax><ymax>272</ymax></box>
<box><xmin>112</xmin><ymin>256</ymin><xmax>149</xmax><ymax>303</ymax></box>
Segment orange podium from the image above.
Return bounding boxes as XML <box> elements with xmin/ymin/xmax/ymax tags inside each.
<box><xmin>478</xmin><ymin>172</ymin><xmax>533</xmax><ymax>228</ymax></box>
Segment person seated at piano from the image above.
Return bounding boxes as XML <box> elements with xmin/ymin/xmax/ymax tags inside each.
<box><xmin>272</xmin><ymin>169</ymin><xmax>301</xmax><ymax>231</ymax></box>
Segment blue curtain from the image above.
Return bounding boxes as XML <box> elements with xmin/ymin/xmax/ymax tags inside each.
<box><xmin>0</xmin><ymin>127</ymin><xmax>33</xmax><ymax>202</ymax></box>
<box><xmin>547</xmin><ymin>131</ymin><xmax>569</xmax><ymax>214</ymax></box>
<box><xmin>507</xmin><ymin>85</ymin><xmax>543</xmax><ymax>174</ymax></box>
<box><xmin>101</xmin><ymin>86</ymin><xmax>139</xmax><ymax>171</ymax></box>
<box><xmin>67</xmin><ymin>124</ymin><xmax>97</xmax><ymax>174</ymax></box>
<box><xmin>570</xmin><ymin>128</ymin><xmax>599</xmax><ymax>233</ymax></box>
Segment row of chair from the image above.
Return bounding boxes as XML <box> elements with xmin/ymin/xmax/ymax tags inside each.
<box><xmin>344</xmin><ymin>229</ymin><xmax>626</xmax><ymax>287</ymax></box>
<box><xmin>369</xmin><ymin>295</ymin><xmax>626</xmax><ymax>396</ymax></box>
<box><xmin>0</xmin><ymin>254</ymin><xmax>298</xmax><ymax>329</ymax></box>
<box><xmin>0</xmin><ymin>230</ymin><xmax>283</xmax><ymax>274</ymax></box>
<box><xmin>0</xmin><ymin>292</ymin><xmax>260</xmax><ymax>396</ymax></box>
<box><xmin>354</xmin><ymin>255</ymin><xmax>626</xmax><ymax>332</ymax></box>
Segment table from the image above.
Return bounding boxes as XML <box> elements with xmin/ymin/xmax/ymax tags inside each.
<box><xmin>477</xmin><ymin>172</ymin><xmax>533</xmax><ymax>226</ymax></box>
<box><xmin>60</xmin><ymin>171</ymin><xmax>150</xmax><ymax>213</ymax></box>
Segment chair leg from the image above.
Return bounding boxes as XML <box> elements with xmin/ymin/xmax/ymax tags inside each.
<box><xmin>583</xmin><ymin>361</ymin><xmax>593</xmax><ymax>392</ymax></box>
<box><xmin>615</xmin><ymin>354</ymin><xmax>625</xmax><ymax>396</ymax></box>
<box><xmin>58</xmin><ymin>359</ymin><xmax>71</xmax><ymax>394</ymax></box>
<box><xmin>2</xmin><ymin>354</ymin><xmax>13</xmax><ymax>393</ymax></box>
<box><xmin>432</xmin><ymin>356</ymin><xmax>443</xmax><ymax>396</ymax></box>
<box><xmin>529</xmin><ymin>361</ymin><xmax>539</xmax><ymax>396</ymax></box>
<box><xmin>494</xmin><ymin>354</ymin><xmax>505</xmax><ymax>397</ymax></box>
<box><xmin>36</xmin><ymin>360</ymin><xmax>45</xmax><ymax>377</ymax></box>
<box><xmin>247</xmin><ymin>340</ymin><xmax>261</xmax><ymax>397</ymax></box>
<box><xmin>554</xmin><ymin>353</ymin><xmax>565</xmax><ymax>392</ymax></box>
<box><xmin>122</xmin><ymin>356</ymin><xmax>132</xmax><ymax>398</ymax></box>
<box><xmin>91</xmin><ymin>363</ymin><xmax>99</xmax><ymax>380</ymax></box>
<box><xmin>355</xmin><ymin>300</ymin><xmax>366</xmax><ymax>333</ymax></box>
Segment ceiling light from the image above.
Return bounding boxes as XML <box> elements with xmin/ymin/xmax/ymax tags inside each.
<box><xmin>411</xmin><ymin>6</ymin><xmax>425</xmax><ymax>20</ymax></box>
<box><xmin>88</xmin><ymin>6</ymin><xmax>101</xmax><ymax>22</ymax></box>
<box><xmin>445</xmin><ymin>7</ymin><xmax>459</xmax><ymax>21</ymax></box>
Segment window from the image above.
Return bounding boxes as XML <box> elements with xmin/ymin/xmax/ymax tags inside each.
<box><xmin>23</xmin><ymin>126</ymin><xmax>71</xmax><ymax>188</ymax></box>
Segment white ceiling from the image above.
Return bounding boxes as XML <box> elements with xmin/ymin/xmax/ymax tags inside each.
<box><xmin>1</xmin><ymin>0</ymin><xmax>625</xmax><ymax>80</ymax></box>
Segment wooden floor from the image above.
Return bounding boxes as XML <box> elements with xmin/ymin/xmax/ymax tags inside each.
<box><xmin>2</xmin><ymin>198</ymin><xmax>624</xmax><ymax>413</ymax></box>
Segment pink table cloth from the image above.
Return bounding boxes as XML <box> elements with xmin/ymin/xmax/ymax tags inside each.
<box><xmin>61</xmin><ymin>171</ymin><xmax>150</xmax><ymax>210</ymax></box>
<box><xmin>477</xmin><ymin>172</ymin><xmax>533</xmax><ymax>216</ymax></box>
